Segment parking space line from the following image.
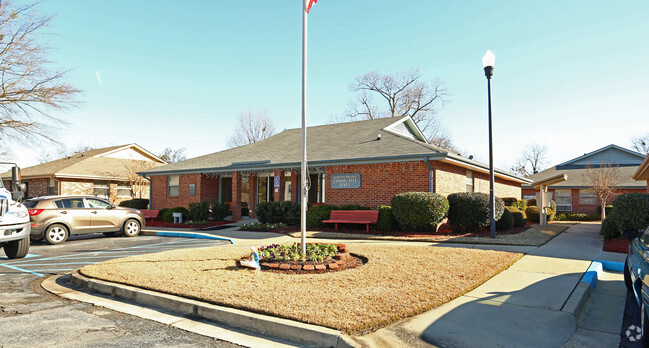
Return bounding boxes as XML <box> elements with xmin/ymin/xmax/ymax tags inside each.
<box><xmin>0</xmin><ymin>264</ymin><xmax>45</xmax><ymax>277</ymax></box>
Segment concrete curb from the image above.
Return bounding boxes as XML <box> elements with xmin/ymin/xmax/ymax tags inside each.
<box><xmin>141</xmin><ymin>230</ymin><xmax>235</xmax><ymax>244</ymax></box>
<box><xmin>562</xmin><ymin>260</ymin><xmax>625</xmax><ymax>317</ymax></box>
<box><xmin>67</xmin><ymin>270</ymin><xmax>354</xmax><ymax>348</ymax></box>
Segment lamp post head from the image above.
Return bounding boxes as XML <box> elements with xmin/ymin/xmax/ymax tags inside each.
<box><xmin>482</xmin><ymin>49</ymin><xmax>495</xmax><ymax>79</ymax></box>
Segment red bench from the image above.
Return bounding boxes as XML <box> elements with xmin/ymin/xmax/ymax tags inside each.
<box><xmin>323</xmin><ymin>210</ymin><xmax>379</xmax><ymax>233</ymax></box>
<box><xmin>140</xmin><ymin>209</ymin><xmax>159</xmax><ymax>223</ymax></box>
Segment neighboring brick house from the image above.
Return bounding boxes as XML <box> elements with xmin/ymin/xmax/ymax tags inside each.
<box><xmin>523</xmin><ymin>144</ymin><xmax>646</xmax><ymax>215</ymax></box>
<box><xmin>142</xmin><ymin>116</ymin><xmax>530</xmax><ymax>222</ymax></box>
<box><xmin>633</xmin><ymin>154</ymin><xmax>649</xmax><ymax>191</ymax></box>
<box><xmin>1</xmin><ymin>144</ymin><xmax>166</xmax><ymax>204</ymax></box>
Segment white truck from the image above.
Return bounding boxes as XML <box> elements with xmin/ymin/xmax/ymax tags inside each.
<box><xmin>0</xmin><ymin>163</ymin><xmax>30</xmax><ymax>259</ymax></box>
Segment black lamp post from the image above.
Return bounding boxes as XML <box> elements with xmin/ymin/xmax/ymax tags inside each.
<box><xmin>482</xmin><ymin>50</ymin><xmax>496</xmax><ymax>238</ymax></box>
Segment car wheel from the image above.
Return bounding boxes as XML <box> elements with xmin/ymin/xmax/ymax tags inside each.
<box><xmin>625</xmin><ymin>256</ymin><xmax>633</xmax><ymax>291</ymax></box>
<box><xmin>3</xmin><ymin>237</ymin><xmax>29</xmax><ymax>259</ymax></box>
<box><xmin>45</xmin><ymin>224</ymin><xmax>69</xmax><ymax>245</ymax></box>
<box><xmin>102</xmin><ymin>232</ymin><xmax>117</xmax><ymax>236</ymax></box>
<box><xmin>122</xmin><ymin>219</ymin><xmax>141</xmax><ymax>237</ymax></box>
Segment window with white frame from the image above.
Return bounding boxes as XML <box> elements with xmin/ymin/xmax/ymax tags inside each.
<box><xmin>579</xmin><ymin>190</ymin><xmax>597</xmax><ymax>205</ymax></box>
<box><xmin>93</xmin><ymin>181</ymin><xmax>110</xmax><ymax>199</ymax></box>
<box><xmin>554</xmin><ymin>189</ymin><xmax>572</xmax><ymax>211</ymax></box>
<box><xmin>167</xmin><ymin>175</ymin><xmax>179</xmax><ymax>196</ymax></box>
<box><xmin>48</xmin><ymin>178</ymin><xmax>56</xmax><ymax>195</ymax></box>
<box><xmin>466</xmin><ymin>170</ymin><xmax>473</xmax><ymax>192</ymax></box>
<box><xmin>117</xmin><ymin>185</ymin><xmax>132</xmax><ymax>198</ymax></box>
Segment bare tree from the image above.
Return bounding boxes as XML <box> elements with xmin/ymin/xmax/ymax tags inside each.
<box><xmin>631</xmin><ymin>133</ymin><xmax>649</xmax><ymax>155</ymax></box>
<box><xmin>122</xmin><ymin>160</ymin><xmax>158</xmax><ymax>199</ymax></box>
<box><xmin>583</xmin><ymin>162</ymin><xmax>621</xmax><ymax>221</ymax></box>
<box><xmin>511</xmin><ymin>144</ymin><xmax>548</xmax><ymax>177</ymax></box>
<box><xmin>157</xmin><ymin>147</ymin><xmax>186</xmax><ymax>164</ymax></box>
<box><xmin>345</xmin><ymin>68</ymin><xmax>454</xmax><ymax>150</ymax></box>
<box><xmin>0</xmin><ymin>1</ymin><xmax>80</xmax><ymax>144</ymax></box>
<box><xmin>226</xmin><ymin>110</ymin><xmax>276</xmax><ymax>148</ymax></box>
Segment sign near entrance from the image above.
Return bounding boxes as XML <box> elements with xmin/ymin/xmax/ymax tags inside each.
<box><xmin>274</xmin><ymin>176</ymin><xmax>280</xmax><ymax>188</ymax></box>
<box><xmin>331</xmin><ymin>173</ymin><xmax>361</xmax><ymax>189</ymax></box>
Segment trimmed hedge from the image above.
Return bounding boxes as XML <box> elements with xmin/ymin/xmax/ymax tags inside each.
<box><xmin>306</xmin><ymin>204</ymin><xmax>339</xmax><ymax>229</ymax></box>
<box><xmin>506</xmin><ymin>206</ymin><xmax>527</xmax><ymax>227</ymax></box>
<box><xmin>525</xmin><ymin>206</ymin><xmax>541</xmax><ymax>223</ymax></box>
<box><xmin>600</xmin><ymin>214</ymin><xmax>621</xmax><ymax>240</ymax></box>
<box><xmin>527</xmin><ymin>198</ymin><xmax>537</xmax><ymax>207</ymax></box>
<box><xmin>162</xmin><ymin>207</ymin><xmax>190</xmax><ymax>223</ymax></box>
<box><xmin>390</xmin><ymin>192</ymin><xmax>449</xmax><ymax>232</ymax></box>
<box><xmin>496</xmin><ymin>208</ymin><xmax>514</xmax><ymax>231</ymax></box>
<box><xmin>554</xmin><ymin>213</ymin><xmax>601</xmax><ymax>221</ymax></box>
<box><xmin>609</xmin><ymin>193</ymin><xmax>649</xmax><ymax>233</ymax></box>
<box><xmin>211</xmin><ymin>201</ymin><xmax>230</xmax><ymax>221</ymax></box>
<box><xmin>119</xmin><ymin>199</ymin><xmax>149</xmax><ymax>209</ymax></box>
<box><xmin>447</xmin><ymin>192</ymin><xmax>504</xmax><ymax>231</ymax></box>
<box><xmin>375</xmin><ymin>205</ymin><xmax>397</xmax><ymax>232</ymax></box>
<box><xmin>502</xmin><ymin>198</ymin><xmax>518</xmax><ymax>207</ymax></box>
<box><xmin>255</xmin><ymin>201</ymin><xmax>300</xmax><ymax>226</ymax></box>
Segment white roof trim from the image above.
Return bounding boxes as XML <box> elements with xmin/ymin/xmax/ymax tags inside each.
<box><xmin>383</xmin><ymin>116</ymin><xmax>428</xmax><ymax>143</ymax></box>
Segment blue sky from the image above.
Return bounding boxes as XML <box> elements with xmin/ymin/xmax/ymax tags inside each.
<box><xmin>7</xmin><ymin>0</ymin><xmax>649</xmax><ymax>171</ymax></box>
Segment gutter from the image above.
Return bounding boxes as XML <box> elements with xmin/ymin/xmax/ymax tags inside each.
<box><xmin>424</xmin><ymin>156</ymin><xmax>434</xmax><ymax>192</ymax></box>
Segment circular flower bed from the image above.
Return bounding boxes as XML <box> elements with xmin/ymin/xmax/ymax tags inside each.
<box><xmin>240</xmin><ymin>243</ymin><xmax>365</xmax><ymax>274</ymax></box>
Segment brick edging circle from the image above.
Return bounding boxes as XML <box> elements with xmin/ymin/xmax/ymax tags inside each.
<box><xmin>247</xmin><ymin>243</ymin><xmax>362</xmax><ymax>272</ymax></box>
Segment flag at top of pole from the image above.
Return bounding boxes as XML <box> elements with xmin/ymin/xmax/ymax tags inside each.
<box><xmin>306</xmin><ymin>0</ymin><xmax>318</xmax><ymax>13</ymax></box>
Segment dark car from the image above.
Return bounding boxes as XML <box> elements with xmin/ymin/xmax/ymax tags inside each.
<box><xmin>625</xmin><ymin>225</ymin><xmax>649</xmax><ymax>346</ymax></box>
<box><xmin>24</xmin><ymin>195</ymin><xmax>145</xmax><ymax>245</ymax></box>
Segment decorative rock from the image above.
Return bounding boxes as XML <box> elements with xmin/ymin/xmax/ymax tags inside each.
<box><xmin>279</xmin><ymin>263</ymin><xmax>291</xmax><ymax>270</ymax></box>
<box><xmin>303</xmin><ymin>265</ymin><xmax>315</xmax><ymax>271</ymax></box>
<box><xmin>290</xmin><ymin>264</ymin><xmax>301</xmax><ymax>270</ymax></box>
<box><xmin>260</xmin><ymin>262</ymin><xmax>270</xmax><ymax>267</ymax></box>
<box><xmin>328</xmin><ymin>263</ymin><xmax>339</xmax><ymax>269</ymax></box>
<box><xmin>315</xmin><ymin>264</ymin><xmax>326</xmax><ymax>270</ymax></box>
<box><xmin>336</xmin><ymin>259</ymin><xmax>345</xmax><ymax>265</ymax></box>
<box><xmin>267</xmin><ymin>263</ymin><xmax>280</xmax><ymax>269</ymax></box>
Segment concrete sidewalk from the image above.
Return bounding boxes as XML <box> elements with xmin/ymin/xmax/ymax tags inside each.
<box><xmin>44</xmin><ymin>223</ymin><xmax>627</xmax><ymax>347</ymax></box>
<box><xmin>348</xmin><ymin>223</ymin><xmax>625</xmax><ymax>348</ymax></box>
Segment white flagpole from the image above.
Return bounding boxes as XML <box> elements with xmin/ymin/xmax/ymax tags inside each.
<box><xmin>300</xmin><ymin>0</ymin><xmax>308</xmax><ymax>254</ymax></box>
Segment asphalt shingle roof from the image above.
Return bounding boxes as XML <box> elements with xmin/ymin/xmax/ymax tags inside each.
<box><xmin>525</xmin><ymin>164</ymin><xmax>644</xmax><ymax>189</ymax></box>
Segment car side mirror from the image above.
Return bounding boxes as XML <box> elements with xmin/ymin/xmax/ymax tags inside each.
<box><xmin>108</xmin><ymin>204</ymin><xmax>116</xmax><ymax>210</ymax></box>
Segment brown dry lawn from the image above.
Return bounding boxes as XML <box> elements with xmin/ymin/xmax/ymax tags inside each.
<box><xmin>81</xmin><ymin>244</ymin><xmax>522</xmax><ymax>334</ymax></box>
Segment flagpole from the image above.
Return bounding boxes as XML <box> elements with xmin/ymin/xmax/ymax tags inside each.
<box><xmin>300</xmin><ymin>0</ymin><xmax>308</xmax><ymax>255</ymax></box>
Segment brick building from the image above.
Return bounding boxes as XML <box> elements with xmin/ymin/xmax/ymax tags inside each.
<box><xmin>142</xmin><ymin>116</ymin><xmax>530</xmax><ymax>221</ymax></box>
<box><xmin>1</xmin><ymin>144</ymin><xmax>166</xmax><ymax>204</ymax></box>
<box><xmin>523</xmin><ymin>144</ymin><xmax>646</xmax><ymax>215</ymax></box>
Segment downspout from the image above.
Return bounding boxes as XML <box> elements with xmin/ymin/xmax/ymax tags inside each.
<box><xmin>424</xmin><ymin>157</ymin><xmax>434</xmax><ymax>193</ymax></box>
<box><xmin>143</xmin><ymin>174</ymin><xmax>152</xmax><ymax>209</ymax></box>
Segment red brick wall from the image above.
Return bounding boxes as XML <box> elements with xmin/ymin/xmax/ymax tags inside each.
<box><xmin>150</xmin><ymin>174</ymin><xmax>201</xmax><ymax>209</ymax></box>
<box><xmin>25</xmin><ymin>178</ymin><xmax>49</xmax><ymax>198</ymax></box>
<box><xmin>325</xmin><ymin>162</ymin><xmax>429</xmax><ymax>209</ymax></box>
<box><xmin>199</xmin><ymin>175</ymin><xmax>220</xmax><ymax>203</ymax></box>
<box><xmin>521</xmin><ymin>187</ymin><xmax>647</xmax><ymax>214</ymax></box>
<box><xmin>248</xmin><ymin>174</ymin><xmax>257</xmax><ymax>218</ymax></box>
<box><xmin>232</xmin><ymin>172</ymin><xmax>242</xmax><ymax>221</ymax></box>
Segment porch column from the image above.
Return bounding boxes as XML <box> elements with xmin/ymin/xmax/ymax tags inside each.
<box><xmin>274</xmin><ymin>169</ymin><xmax>285</xmax><ymax>202</ymax></box>
<box><xmin>248</xmin><ymin>173</ymin><xmax>257</xmax><ymax>219</ymax></box>
<box><xmin>291</xmin><ymin>171</ymin><xmax>299</xmax><ymax>202</ymax></box>
<box><xmin>232</xmin><ymin>172</ymin><xmax>242</xmax><ymax>222</ymax></box>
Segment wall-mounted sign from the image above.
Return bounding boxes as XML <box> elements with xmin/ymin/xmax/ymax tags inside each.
<box><xmin>274</xmin><ymin>176</ymin><xmax>280</xmax><ymax>188</ymax></box>
<box><xmin>331</xmin><ymin>173</ymin><xmax>361</xmax><ymax>189</ymax></box>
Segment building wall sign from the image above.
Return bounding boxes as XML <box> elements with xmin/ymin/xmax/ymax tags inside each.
<box><xmin>331</xmin><ymin>173</ymin><xmax>361</xmax><ymax>189</ymax></box>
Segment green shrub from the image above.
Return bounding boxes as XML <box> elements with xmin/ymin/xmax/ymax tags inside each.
<box><xmin>496</xmin><ymin>208</ymin><xmax>514</xmax><ymax>231</ymax></box>
<box><xmin>447</xmin><ymin>192</ymin><xmax>504</xmax><ymax>231</ymax></box>
<box><xmin>159</xmin><ymin>208</ymin><xmax>170</xmax><ymax>220</ymax></box>
<box><xmin>339</xmin><ymin>204</ymin><xmax>370</xmax><ymax>210</ymax></box>
<box><xmin>525</xmin><ymin>206</ymin><xmax>541</xmax><ymax>223</ymax></box>
<box><xmin>162</xmin><ymin>207</ymin><xmax>190</xmax><ymax>223</ymax></box>
<box><xmin>390</xmin><ymin>192</ymin><xmax>449</xmax><ymax>232</ymax></box>
<box><xmin>188</xmin><ymin>202</ymin><xmax>210</xmax><ymax>221</ymax></box>
<box><xmin>516</xmin><ymin>199</ymin><xmax>527</xmax><ymax>211</ymax></box>
<box><xmin>119</xmin><ymin>199</ymin><xmax>149</xmax><ymax>209</ymax></box>
<box><xmin>375</xmin><ymin>205</ymin><xmax>397</xmax><ymax>232</ymax></box>
<box><xmin>502</xmin><ymin>198</ymin><xmax>518</xmax><ymax>207</ymax></box>
<box><xmin>610</xmin><ymin>193</ymin><xmax>649</xmax><ymax>233</ymax></box>
<box><xmin>597</xmin><ymin>205</ymin><xmax>613</xmax><ymax>216</ymax></box>
<box><xmin>211</xmin><ymin>201</ymin><xmax>230</xmax><ymax>221</ymax></box>
<box><xmin>527</xmin><ymin>198</ymin><xmax>537</xmax><ymax>207</ymax></box>
<box><xmin>506</xmin><ymin>207</ymin><xmax>527</xmax><ymax>227</ymax></box>
<box><xmin>306</xmin><ymin>204</ymin><xmax>339</xmax><ymax>229</ymax></box>
<box><xmin>548</xmin><ymin>200</ymin><xmax>557</xmax><ymax>221</ymax></box>
<box><xmin>554</xmin><ymin>213</ymin><xmax>601</xmax><ymax>221</ymax></box>
<box><xmin>255</xmin><ymin>201</ymin><xmax>300</xmax><ymax>226</ymax></box>
<box><xmin>600</xmin><ymin>214</ymin><xmax>621</xmax><ymax>239</ymax></box>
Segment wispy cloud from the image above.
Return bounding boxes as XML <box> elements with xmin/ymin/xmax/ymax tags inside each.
<box><xmin>95</xmin><ymin>70</ymin><xmax>104</xmax><ymax>86</ymax></box>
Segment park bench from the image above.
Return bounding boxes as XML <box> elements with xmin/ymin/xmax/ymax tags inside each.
<box><xmin>323</xmin><ymin>210</ymin><xmax>379</xmax><ymax>233</ymax></box>
<box><xmin>140</xmin><ymin>209</ymin><xmax>160</xmax><ymax>224</ymax></box>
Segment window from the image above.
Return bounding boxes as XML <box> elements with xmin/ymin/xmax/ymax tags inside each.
<box><xmin>554</xmin><ymin>190</ymin><xmax>572</xmax><ymax>211</ymax></box>
<box><xmin>168</xmin><ymin>175</ymin><xmax>179</xmax><ymax>196</ymax></box>
<box><xmin>48</xmin><ymin>178</ymin><xmax>56</xmax><ymax>195</ymax></box>
<box><xmin>189</xmin><ymin>183</ymin><xmax>196</xmax><ymax>196</ymax></box>
<box><xmin>117</xmin><ymin>185</ymin><xmax>132</xmax><ymax>198</ymax></box>
<box><xmin>466</xmin><ymin>170</ymin><xmax>473</xmax><ymax>192</ymax></box>
<box><xmin>579</xmin><ymin>190</ymin><xmax>597</xmax><ymax>205</ymax></box>
<box><xmin>93</xmin><ymin>181</ymin><xmax>110</xmax><ymax>199</ymax></box>
<box><xmin>55</xmin><ymin>198</ymin><xmax>85</xmax><ymax>209</ymax></box>
<box><xmin>86</xmin><ymin>198</ymin><xmax>112</xmax><ymax>209</ymax></box>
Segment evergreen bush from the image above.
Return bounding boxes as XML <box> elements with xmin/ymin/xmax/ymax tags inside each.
<box><xmin>188</xmin><ymin>202</ymin><xmax>210</xmax><ymax>221</ymax></box>
<box><xmin>609</xmin><ymin>193</ymin><xmax>649</xmax><ymax>233</ymax></box>
<box><xmin>525</xmin><ymin>206</ymin><xmax>540</xmax><ymax>223</ymax></box>
<box><xmin>390</xmin><ymin>192</ymin><xmax>449</xmax><ymax>232</ymax></box>
<box><xmin>446</xmin><ymin>192</ymin><xmax>504</xmax><ymax>231</ymax></box>
<box><xmin>306</xmin><ymin>204</ymin><xmax>339</xmax><ymax>229</ymax></box>
<box><xmin>210</xmin><ymin>201</ymin><xmax>230</xmax><ymax>221</ymax></box>
<box><xmin>496</xmin><ymin>208</ymin><xmax>514</xmax><ymax>231</ymax></box>
<box><xmin>506</xmin><ymin>206</ymin><xmax>527</xmax><ymax>227</ymax></box>
<box><xmin>375</xmin><ymin>205</ymin><xmax>398</xmax><ymax>232</ymax></box>
<box><xmin>162</xmin><ymin>207</ymin><xmax>190</xmax><ymax>223</ymax></box>
<box><xmin>118</xmin><ymin>199</ymin><xmax>149</xmax><ymax>209</ymax></box>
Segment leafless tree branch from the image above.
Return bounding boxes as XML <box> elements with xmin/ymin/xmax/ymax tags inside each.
<box><xmin>583</xmin><ymin>162</ymin><xmax>621</xmax><ymax>221</ymax></box>
<box><xmin>226</xmin><ymin>110</ymin><xmax>276</xmax><ymax>148</ymax></box>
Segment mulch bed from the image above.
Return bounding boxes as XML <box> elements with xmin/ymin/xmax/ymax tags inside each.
<box><xmin>145</xmin><ymin>219</ymin><xmax>230</xmax><ymax>229</ymax></box>
<box><xmin>243</xmin><ymin>221</ymin><xmax>533</xmax><ymax>238</ymax></box>
<box><xmin>603</xmin><ymin>237</ymin><xmax>630</xmax><ymax>254</ymax></box>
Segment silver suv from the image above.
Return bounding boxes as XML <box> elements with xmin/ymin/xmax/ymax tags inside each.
<box><xmin>24</xmin><ymin>195</ymin><xmax>145</xmax><ymax>245</ymax></box>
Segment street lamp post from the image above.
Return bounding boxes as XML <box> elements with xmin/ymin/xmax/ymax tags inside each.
<box><xmin>482</xmin><ymin>50</ymin><xmax>496</xmax><ymax>239</ymax></box>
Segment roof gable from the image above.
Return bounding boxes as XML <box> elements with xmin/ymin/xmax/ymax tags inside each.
<box><xmin>383</xmin><ymin>117</ymin><xmax>427</xmax><ymax>142</ymax></box>
<box><xmin>556</xmin><ymin>144</ymin><xmax>644</xmax><ymax>169</ymax></box>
